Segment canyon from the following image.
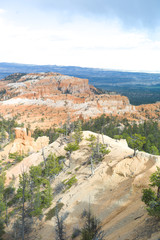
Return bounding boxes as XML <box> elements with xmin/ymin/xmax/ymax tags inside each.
<box><xmin>1</xmin><ymin>72</ymin><xmax>159</xmax><ymax>130</ymax></box>
<box><xmin>0</xmin><ymin>73</ymin><xmax>160</xmax><ymax>239</ymax></box>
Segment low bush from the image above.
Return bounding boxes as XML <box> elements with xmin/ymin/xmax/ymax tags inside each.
<box><xmin>63</xmin><ymin>176</ymin><xmax>78</xmax><ymax>191</ymax></box>
<box><xmin>45</xmin><ymin>202</ymin><xmax>64</xmax><ymax>221</ymax></box>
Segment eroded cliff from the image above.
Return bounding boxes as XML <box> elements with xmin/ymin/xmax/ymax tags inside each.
<box><xmin>0</xmin><ymin>72</ymin><xmax>160</xmax><ymax>129</ymax></box>
<box><xmin>0</xmin><ymin>72</ymin><xmax>137</xmax><ymax>129</ymax></box>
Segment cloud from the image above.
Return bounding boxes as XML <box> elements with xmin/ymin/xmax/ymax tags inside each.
<box><xmin>1</xmin><ymin>0</ymin><xmax>160</xmax><ymax>30</ymax></box>
<box><xmin>0</xmin><ymin>9</ymin><xmax>5</xmax><ymax>14</ymax></box>
<box><xmin>0</xmin><ymin>13</ymin><xmax>159</xmax><ymax>72</ymax></box>
<box><xmin>0</xmin><ymin>0</ymin><xmax>160</xmax><ymax>72</ymax></box>
<box><xmin>35</xmin><ymin>0</ymin><xmax>160</xmax><ymax>29</ymax></box>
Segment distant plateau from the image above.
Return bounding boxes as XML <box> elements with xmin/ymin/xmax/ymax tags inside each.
<box><xmin>0</xmin><ymin>62</ymin><xmax>160</xmax><ymax>105</ymax></box>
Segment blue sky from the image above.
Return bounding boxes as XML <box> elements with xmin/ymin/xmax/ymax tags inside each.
<box><xmin>0</xmin><ymin>0</ymin><xmax>160</xmax><ymax>72</ymax></box>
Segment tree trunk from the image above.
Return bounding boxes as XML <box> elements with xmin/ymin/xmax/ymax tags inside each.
<box><xmin>55</xmin><ymin>207</ymin><xmax>65</xmax><ymax>240</ymax></box>
<box><xmin>42</xmin><ymin>147</ymin><xmax>46</xmax><ymax>168</ymax></box>
<box><xmin>157</xmin><ymin>186</ymin><xmax>160</xmax><ymax>199</ymax></box>
<box><xmin>101</xmin><ymin>126</ymin><xmax>105</xmax><ymax>145</ymax></box>
<box><xmin>90</xmin><ymin>157</ymin><xmax>94</xmax><ymax>176</ymax></box>
<box><xmin>69</xmin><ymin>152</ymin><xmax>72</xmax><ymax>168</ymax></box>
<box><xmin>5</xmin><ymin>199</ymin><xmax>8</xmax><ymax>227</ymax></box>
<box><xmin>97</xmin><ymin>134</ymin><xmax>100</xmax><ymax>155</ymax></box>
<box><xmin>22</xmin><ymin>178</ymin><xmax>25</xmax><ymax>240</ymax></box>
<box><xmin>133</xmin><ymin>148</ymin><xmax>136</xmax><ymax>156</ymax></box>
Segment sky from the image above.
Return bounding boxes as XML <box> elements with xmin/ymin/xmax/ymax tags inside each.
<box><xmin>0</xmin><ymin>0</ymin><xmax>160</xmax><ymax>72</ymax></box>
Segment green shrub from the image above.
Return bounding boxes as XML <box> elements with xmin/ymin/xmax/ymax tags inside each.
<box><xmin>99</xmin><ymin>143</ymin><xmax>110</xmax><ymax>155</ymax></box>
<box><xmin>63</xmin><ymin>176</ymin><xmax>78</xmax><ymax>191</ymax></box>
<box><xmin>45</xmin><ymin>153</ymin><xmax>64</xmax><ymax>177</ymax></box>
<box><xmin>45</xmin><ymin>202</ymin><xmax>64</xmax><ymax>221</ymax></box>
<box><xmin>64</xmin><ymin>143</ymin><xmax>79</xmax><ymax>153</ymax></box>
<box><xmin>142</xmin><ymin>188</ymin><xmax>156</xmax><ymax>205</ymax></box>
<box><xmin>9</xmin><ymin>152</ymin><xmax>26</xmax><ymax>162</ymax></box>
<box><xmin>75</xmin><ymin>166</ymin><xmax>81</xmax><ymax>172</ymax></box>
<box><xmin>72</xmin><ymin>228</ymin><xmax>81</xmax><ymax>239</ymax></box>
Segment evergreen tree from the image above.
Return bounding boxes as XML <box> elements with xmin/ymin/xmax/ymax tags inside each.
<box><xmin>73</xmin><ymin>121</ymin><xmax>83</xmax><ymax>144</ymax></box>
<box><xmin>0</xmin><ymin>126</ymin><xmax>6</xmax><ymax>143</ymax></box>
<box><xmin>16</xmin><ymin>171</ymin><xmax>31</xmax><ymax>240</ymax></box>
<box><xmin>3</xmin><ymin>186</ymin><xmax>15</xmax><ymax>226</ymax></box>
<box><xmin>29</xmin><ymin>165</ymin><xmax>52</xmax><ymax>216</ymax></box>
<box><xmin>86</xmin><ymin>134</ymin><xmax>110</xmax><ymax>175</ymax></box>
<box><xmin>45</xmin><ymin>154</ymin><xmax>64</xmax><ymax>179</ymax></box>
<box><xmin>0</xmin><ymin>175</ymin><xmax>5</xmax><ymax>240</ymax></box>
<box><xmin>29</xmin><ymin>165</ymin><xmax>43</xmax><ymax>216</ymax></box>
<box><xmin>127</xmin><ymin>134</ymin><xmax>146</xmax><ymax>156</ymax></box>
<box><xmin>80</xmin><ymin>208</ymin><xmax>105</xmax><ymax>240</ymax></box>
<box><xmin>142</xmin><ymin>167</ymin><xmax>160</xmax><ymax>217</ymax></box>
<box><xmin>150</xmin><ymin>146</ymin><xmax>159</xmax><ymax>155</ymax></box>
<box><xmin>64</xmin><ymin>142</ymin><xmax>79</xmax><ymax>168</ymax></box>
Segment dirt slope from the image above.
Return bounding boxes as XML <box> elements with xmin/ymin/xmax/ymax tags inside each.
<box><xmin>4</xmin><ymin>131</ymin><xmax>160</xmax><ymax>239</ymax></box>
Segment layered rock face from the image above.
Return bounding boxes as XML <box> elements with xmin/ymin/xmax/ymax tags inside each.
<box><xmin>0</xmin><ymin>72</ymin><xmax>159</xmax><ymax>129</ymax></box>
<box><xmin>0</xmin><ymin>73</ymin><xmax>91</xmax><ymax>99</ymax></box>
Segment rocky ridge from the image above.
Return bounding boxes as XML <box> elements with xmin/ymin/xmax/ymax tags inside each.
<box><xmin>3</xmin><ymin>131</ymin><xmax>160</xmax><ymax>240</ymax></box>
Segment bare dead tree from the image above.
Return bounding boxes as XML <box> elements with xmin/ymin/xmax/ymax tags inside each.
<box><xmin>55</xmin><ymin>206</ymin><xmax>66</xmax><ymax>240</ymax></box>
<box><xmin>90</xmin><ymin>156</ymin><xmax>94</xmax><ymax>176</ymax></box>
<box><xmin>42</xmin><ymin>147</ymin><xmax>47</xmax><ymax>168</ymax></box>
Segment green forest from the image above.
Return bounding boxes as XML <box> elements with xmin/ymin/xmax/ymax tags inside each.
<box><xmin>32</xmin><ymin>115</ymin><xmax>160</xmax><ymax>155</ymax></box>
<box><xmin>81</xmin><ymin>115</ymin><xmax>160</xmax><ymax>155</ymax></box>
<box><xmin>1</xmin><ymin>115</ymin><xmax>160</xmax><ymax>156</ymax></box>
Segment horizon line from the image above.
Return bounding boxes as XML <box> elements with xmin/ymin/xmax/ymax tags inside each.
<box><xmin>0</xmin><ymin>61</ymin><xmax>160</xmax><ymax>74</ymax></box>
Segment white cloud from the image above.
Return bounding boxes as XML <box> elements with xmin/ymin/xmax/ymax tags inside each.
<box><xmin>0</xmin><ymin>9</ymin><xmax>5</xmax><ymax>14</ymax></box>
<box><xmin>0</xmin><ymin>13</ymin><xmax>160</xmax><ymax>72</ymax></box>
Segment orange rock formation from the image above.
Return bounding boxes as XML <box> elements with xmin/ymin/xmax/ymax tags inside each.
<box><xmin>10</xmin><ymin>127</ymin><xmax>49</xmax><ymax>154</ymax></box>
<box><xmin>0</xmin><ymin>72</ymin><xmax>159</xmax><ymax>129</ymax></box>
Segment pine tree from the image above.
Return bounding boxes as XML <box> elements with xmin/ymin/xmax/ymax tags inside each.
<box><xmin>142</xmin><ymin>167</ymin><xmax>160</xmax><ymax>217</ymax></box>
<box><xmin>73</xmin><ymin>121</ymin><xmax>83</xmax><ymax>144</ymax></box>
<box><xmin>3</xmin><ymin>186</ymin><xmax>15</xmax><ymax>226</ymax></box>
<box><xmin>16</xmin><ymin>171</ymin><xmax>31</xmax><ymax>240</ymax></box>
<box><xmin>64</xmin><ymin>143</ymin><xmax>79</xmax><ymax>168</ymax></box>
<box><xmin>80</xmin><ymin>208</ymin><xmax>105</xmax><ymax>240</ymax></box>
<box><xmin>86</xmin><ymin>134</ymin><xmax>110</xmax><ymax>175</ymax></box>
<box><xmin>0</xmin><ymin>175</ymin><xmax>5</xmax><ymax>240</ymax></box>
<box><xmin>127</xmin><ymin>134</ymin><xmax>146</xmax><ymax>156</ymax></box>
